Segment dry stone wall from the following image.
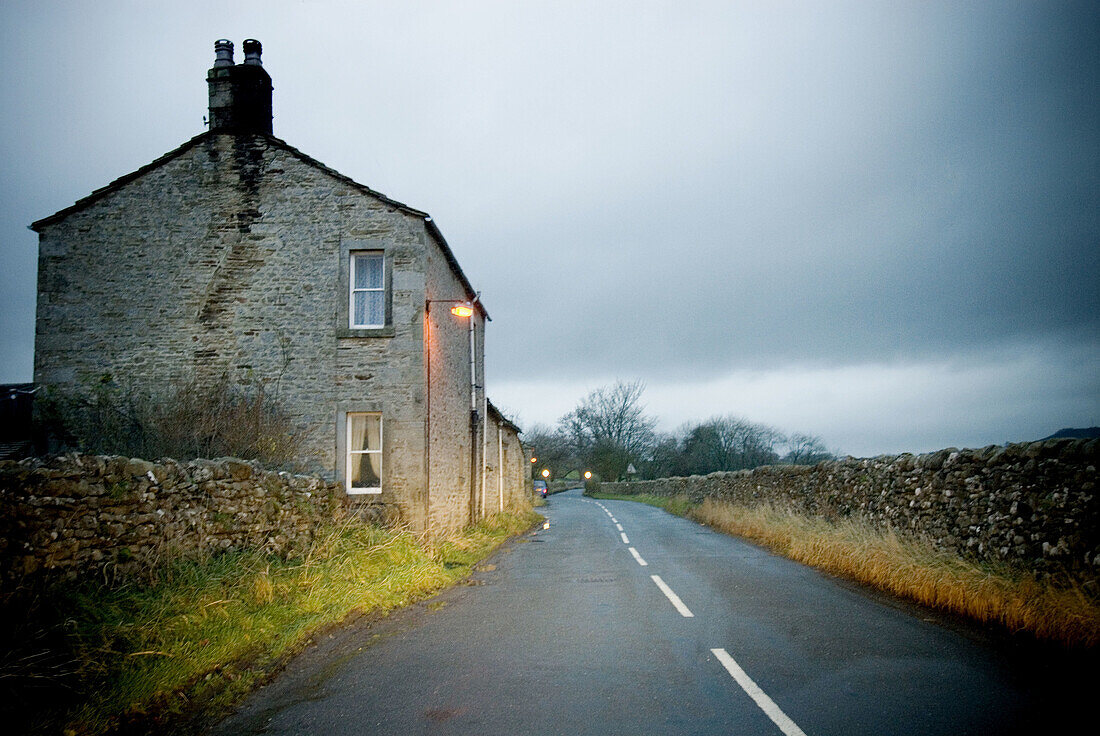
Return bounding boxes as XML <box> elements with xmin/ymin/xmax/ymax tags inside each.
<box><xmin>0</xmin><ymin>454</ymin><xmax>344</xmax><ymax>585</ymax></box>
<box><xmin>597</xmin><ymin>439</ymin><xmax>1099</xmax><ymax>582</ymax></box>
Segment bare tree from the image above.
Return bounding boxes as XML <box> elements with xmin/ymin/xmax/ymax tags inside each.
<box><xmin>522</xmin><ymin>422</ymin><xmax>574</xmax><ymax>480</ymax></box>
<box><xmin>642</xmin><ymin>430</ymin><xmax>687</xmax><ymax>479</ymax></box>
<box><xmin>534</xmin><ymin>384</ymin><xmax>835</xmax><ymax>481</ymax></box>
<box><xmin>781</xmin><ymin>433</ymin><xmax>835</xmax><ymax>465</ymax></box>
<box><xmin>680</xmin><ymin>415</ymin><xmax>784</xmax><ymax>474</ymax></box>
<box><xmin>557</xmin><ymin>380</ymin><xmax>657</xmax><ymax>481</ymax></box>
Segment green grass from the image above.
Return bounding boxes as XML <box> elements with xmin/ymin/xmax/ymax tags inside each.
<box><xmin>588</xmin><ymin>492</ymin><xmax>697</xmax><ymax>517</ymax></box>
<box><xmin>588</xmin><ymin>491</ymin><xmax>1100</xmax><ymax>648</ymax></box>
<box><xmin>2</xmin><ymin>510</ymin><xmax>540</xmax><ymax>735</ymax></box>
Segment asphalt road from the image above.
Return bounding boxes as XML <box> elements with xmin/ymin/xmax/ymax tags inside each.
<box><xmin>212</xmin><ymin>489</ymin><xmax>1092</xmax><ymax>735</ymax></box>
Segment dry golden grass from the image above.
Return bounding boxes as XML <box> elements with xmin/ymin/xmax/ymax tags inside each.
<box><xmin>691</xmin><ymin>498</ymin><xmax>1100</xmax><ymax>648</ymax></box>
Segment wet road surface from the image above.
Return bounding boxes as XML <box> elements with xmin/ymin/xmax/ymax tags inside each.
<box><xmin>212</xmin><ymin>489</ymin><xmax>1092</xmax><ymax>735</ymax></box>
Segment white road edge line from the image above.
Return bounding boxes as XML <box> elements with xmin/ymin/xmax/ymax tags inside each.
<box><xmin>711</xmin><ymin>648</ymin><xmax>808</xmax><ymax>736</ymax></box>
<box><xmin>620</xmin><ymin>531</ymin><xmax>630</xmax><ymax>544</ymax></box>
<box><xmin>650</xmin><ymin>575</ymin><xmax>694</xmax><ymax>617</ymax></box>
<box><xmin>615</xmin><ymin>523</ymin><xmax>624</xmax><ymax>531</ymax></box>
<box><xmin>629</xmin><ymin>547</ymin><xmax>648</xmax><ymax>566</ymax></box>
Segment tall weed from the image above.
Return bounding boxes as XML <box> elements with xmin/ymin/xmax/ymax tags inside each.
<box><xmin>35</xmin><ymin>373</ymin><xmax>305</xmax><ymax>468</ymax></box>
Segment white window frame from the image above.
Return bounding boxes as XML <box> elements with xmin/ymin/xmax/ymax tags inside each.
<box><xmin>346</xmin><ymin>412</ymin><xmax>383</xmax><ymax>495</ymax></box>
<box><xmin>349</xmin><ymin>252</ymin><xmax>385</xmax><ymax>329</ymax></box>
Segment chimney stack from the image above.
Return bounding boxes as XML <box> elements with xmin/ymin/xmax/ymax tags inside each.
<box><xmin>207</xmin><ymin>39</ymin><xmax>273</xmax><ymax>134</ymax></box>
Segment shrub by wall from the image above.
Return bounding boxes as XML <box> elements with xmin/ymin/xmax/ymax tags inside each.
<box><xmin>0</xmin><ymin>454</ymin><xmax>344</xmax><ymax>585</ymax></box>
<box><xmin>597</xmin><ymin>439</ymin><xmax>1099</xmax><ymax>583</ymax></box>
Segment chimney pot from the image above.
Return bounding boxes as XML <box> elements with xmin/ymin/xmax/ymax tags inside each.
<box><xmin>207</xmin><ymin>39</ymin><xmax>272</xmax><ymax>134</ymax></box>
<box><xmin>213</xmin><ymin>39</ymin><xmax>234</xmax><ymax>67</ymax></box>
<box><xmin>243</xmin><ymin>39</ymin><xmax>263</xmax><ymax>66</ymax></box>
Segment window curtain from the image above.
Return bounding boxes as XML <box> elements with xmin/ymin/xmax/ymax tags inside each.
<box><xmin>348</xmin><ymin>413</ymin><xmax>381</xmax><ymax>489</ymax></box>
<box><xmin>365</xmin><ymin>415</ymin><xmax>381</xmax><ymax>486</ymax></box>
<box><xmin>352</xmin><ymin>254</ymin><xmax>385</xmax><ymax>327</ymax></box>
<box><xmin>349</xmin><ymin>414</ymin><xmax>367</xmax><ymax>487</ymax></box>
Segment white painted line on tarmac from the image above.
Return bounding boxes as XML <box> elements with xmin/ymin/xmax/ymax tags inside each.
<box><xmin>620</xmin><ymin>531</ymin><xmax>630</xmax><ymax>544</ymax></box>
<box><xmin>610</xmin><ymin>517</ymin><xmax>617</xmax><ymax>523</ymax></box>
<box><xmin>711</xmin><ymin>648</ymin><xmax>808</xmax><ymax>736</ymax></box>
<box><xmin>629</xmin><ymin>547</ymin><xmax>648</xmax><ymax>566</ymax></box>
<box><xmin>650</xmin><ymin>575</ymin><xmax>694</xmax><ymax>617</ymax></box>
<box><xmin>615</xmin><ymin>523</ymin><xmax>624</xmax><ymax>531</ymax></box>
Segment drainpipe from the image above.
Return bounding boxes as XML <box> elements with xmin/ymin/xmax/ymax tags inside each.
<box><xmin>498</xmin><ymin>425</ymin><xmax>504</xmax><ymax>512</ymax></box>
<box><xmin>425</xmin><ymin>307</ymin><xmax>431</xmax><ymax>531</ymax></box>
<box><xmin>468</xmin><ymin>298</ymin><xmax>487</xmax><ymax>519</ymax></box>
<box><xmin>469</xmin><ymin>306</ymin><xmax>482</xmax><ymax>520</ymax></box>
<box><xmin>468</xmin><ymin>309</ymin><xmax>477</xmax><ymax>414</ymax></box>
<box><xmin>482</xmin><ymin>393</ymin><xmax>488</xmax><ymax>517</ymax></box>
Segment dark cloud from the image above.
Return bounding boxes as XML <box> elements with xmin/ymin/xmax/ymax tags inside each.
<box><xmin>1</xmin><ymin>1</ymin><xmax>1096</xmax><ymax>453</ymax></box>
<box><xmin>464</xmin><ymin>1</ymin><xmax>1100</xmax><ymax>382</ymax></box>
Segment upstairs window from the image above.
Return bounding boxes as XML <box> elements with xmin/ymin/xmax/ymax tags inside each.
<box><xmin>350</xmin><ymin>253</ymin><xmax>385</xmax><ymax>329</ymax></box>
<box><xmin>346</xmin><ymin>412</ymin><xmax>382</xmax><ymax>494</ymax></box>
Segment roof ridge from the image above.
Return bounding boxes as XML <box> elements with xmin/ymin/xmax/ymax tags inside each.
<box><xmin>28</xmin><ymin>131</ymin><xmax>487</xmax><ymax>318</ymax></box>
<box><xmin>31</xmin><ymin>131</ymin><xmax>213</xmax><ymax>231</ymax></box>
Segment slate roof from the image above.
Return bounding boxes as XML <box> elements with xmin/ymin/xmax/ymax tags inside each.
<box><xmin>487</xmin><ymin>400</ymin><xmax>522</xmax><ymax>435</ymax></box>
<box><xmin>30</xmin><ymin>131</ymin><xmax>488</xmax><ymax>319</ymax></box>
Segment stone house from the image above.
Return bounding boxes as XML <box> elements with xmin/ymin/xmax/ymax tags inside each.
<box><xmin>30</xmin><ymin>40</ymin><xmax>528</xmax><ymax>532</ymax></box>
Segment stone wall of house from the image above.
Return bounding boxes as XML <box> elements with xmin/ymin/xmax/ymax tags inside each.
<box><xmin>595</xmin><ymin>439</ymin><xmax>1099</xmax><ymax>580</ymax></box>
<box><xmin>482</xmin><ymin>414</ymin><xmax>533</xmax><ymax>516</ymax></box>
<box><xmin>32</xmin><ymin>132</ymin><xmax>488</xmax><ymax>533</ymax></box>
<box><xmin>0</xmin><ymin>454</ymin><xmax>344</xmax><ymax>584</ymax></box>
<box><xmin>423</xmin><ymin>228</ymin><xmax>485</xmax><ymax>532</ymax></box>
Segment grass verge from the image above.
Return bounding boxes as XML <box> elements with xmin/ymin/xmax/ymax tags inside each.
<box><xmin>588</xmin><ymin>491</ymin><xmax>1100</xmax><ymax>648</ymax></box>
<box><xmin>1</xmin><ymin>510</ymin><xmax>541</xmax><ymax>735</ymax></box>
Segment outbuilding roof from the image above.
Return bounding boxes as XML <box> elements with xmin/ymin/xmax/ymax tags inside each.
<box><xmin>487</xmin><ymin>400</ymin><xmax>522</xmax><ymax>435</ymax></box>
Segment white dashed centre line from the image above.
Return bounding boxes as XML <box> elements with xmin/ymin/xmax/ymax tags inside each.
<box><xmin>711</xmin><ymin>648</ymin><xmax>808</xmax><ymax>736</ymax></box>
<box><xmin>650</xmin><ymin>575</ymin><xmax>694</xmax><ymax>617</ymax></box>
<box><xmin>593</xmin><ymin>492</ymin><xmax>799</xmax><ymax>733</ymax></box>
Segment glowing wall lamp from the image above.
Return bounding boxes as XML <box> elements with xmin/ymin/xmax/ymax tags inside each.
<box><xmin>450</xmin><ymin>304</ymin><xmax>475</xmax><ymax>318</ymax></box>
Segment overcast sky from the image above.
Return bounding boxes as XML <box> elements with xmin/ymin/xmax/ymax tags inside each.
<box><xmin>1</xmin><ymin>1</ymin><xmax>1097</xmax><ymax>457</ymax></box>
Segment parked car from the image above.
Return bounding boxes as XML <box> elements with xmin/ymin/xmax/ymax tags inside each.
<box><xmin>533</xmin><ymin>480</ymin><xmax>548</xmax><ymax>498</ymax></box>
